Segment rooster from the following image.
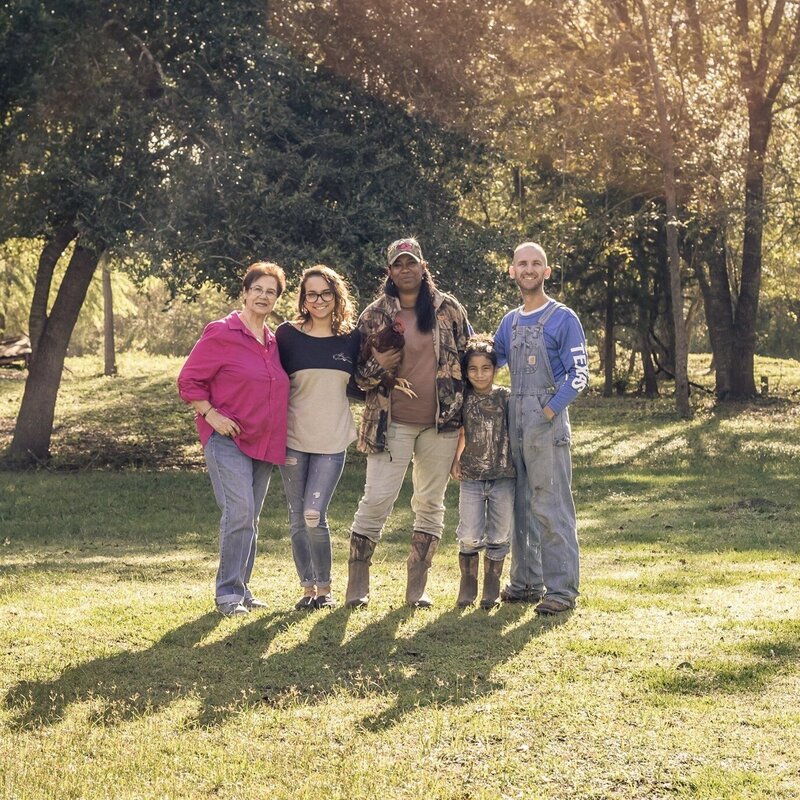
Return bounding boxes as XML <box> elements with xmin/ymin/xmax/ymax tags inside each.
<box><xmin>361</xmin><ymin>318</ymin><xmax>418</xmax><ymax>398</ymax></box>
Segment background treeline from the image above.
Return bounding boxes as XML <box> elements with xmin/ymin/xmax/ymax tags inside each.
<box><xmin>2</xmin><ymin>227</ymin><xmax>798</xmax><ymax>363</ymax></box>
<box><xmin>2</xmin><ymin>1</ymin><xmax>800</xmax><ymax>461</ymax></box>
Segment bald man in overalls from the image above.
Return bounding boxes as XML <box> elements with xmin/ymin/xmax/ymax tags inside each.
<box><xmin>493</xmin><ymin>242</ymin><xmax>589</xmax><ymax>615</ymax></box>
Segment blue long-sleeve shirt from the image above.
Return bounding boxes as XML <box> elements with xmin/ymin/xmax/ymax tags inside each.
<box><xmin>493</xmin><ymin>300</ymin><xmax>589</xmax><ymax>416</ymax></box>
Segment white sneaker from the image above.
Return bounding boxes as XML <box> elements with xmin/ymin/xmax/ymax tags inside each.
<box><xmin>216</xmin><ymin>602</ymin><xmax>249</xmax><ymax>617</ymax></box>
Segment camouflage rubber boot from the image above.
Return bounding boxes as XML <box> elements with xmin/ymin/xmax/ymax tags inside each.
<box><xmin>456</xmin><ymin>552</ymin><xmax>479</xmax><ymax>607</ymax></box>
<box><xmin>405</xmin><ymin>531</ymin><xmax>439</xmax><ymax>608</ymax></box>
<box><xmin>345</xmin><ymin>533</ymin><xmax>376</xmax><ymax>608</ymax></box>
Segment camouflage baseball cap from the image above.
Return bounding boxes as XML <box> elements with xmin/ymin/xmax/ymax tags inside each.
<box><xmin>387</xmin><ymin>237</ymin><xmax>423</xmax><ymax>265</ymax></box>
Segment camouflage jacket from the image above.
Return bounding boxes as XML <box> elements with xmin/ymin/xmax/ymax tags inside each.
<box><xmin>355</xmin><ymin>290</ymin><xmax>472</xmax><ymax>454</ymax></box>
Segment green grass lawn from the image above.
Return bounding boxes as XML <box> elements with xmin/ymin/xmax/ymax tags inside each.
<box><xmin>0</xmin><ymin>354</ymin><xmax>799</xmax><ymax>799</ymax></box>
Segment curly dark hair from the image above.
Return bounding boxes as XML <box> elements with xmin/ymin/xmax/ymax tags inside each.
<box><xmin>294</xmin><ymin>265</ymin><xmax>357</xmax><ymax>335</ymax></box>
<box><xmin>462</xmin><ymin>333</ymin><xmax>498</xmax><ymax>375</ymax></box>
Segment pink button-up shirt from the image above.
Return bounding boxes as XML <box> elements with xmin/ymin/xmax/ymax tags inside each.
<box><xmin>178</xmin><ymin>311</ymin><xmax>290</xmax><ymax>464</ymax></box>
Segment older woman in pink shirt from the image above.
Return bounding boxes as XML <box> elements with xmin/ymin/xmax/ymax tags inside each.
<box><xmin>178</xmin><ymin>262</ymin><xmax>290</xmax><ymax>616</ymax></box>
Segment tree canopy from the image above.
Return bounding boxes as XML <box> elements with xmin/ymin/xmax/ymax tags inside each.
<box><xmin>0</xmin><ymin>0</ymin><xmax>504</xmax><ymax>462</ymax></box>
<box><xmin>4</xmin><ymin>0</ymin><xmax>800</xmax><ymax>462</ymax></box>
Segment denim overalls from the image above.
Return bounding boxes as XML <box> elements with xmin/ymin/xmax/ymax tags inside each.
<box><xmin>506</xmin><ymin>302</ymin><xmax>580</xmax><ymax>605</ymax></box>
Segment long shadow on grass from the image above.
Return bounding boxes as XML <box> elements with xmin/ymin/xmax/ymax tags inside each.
<box><xmin>3</xmin><ymin>610</ymin><xmax>294</xmax><ymax>730</ymax></box>
<box><xmin>256</xmin><ymin>603</ymin><xmax>572</xmax><ymax>731</ymax></box>
<box><xmin>577</xmin><ymin>398</ymin><xmax>799</xmax><ymax>476</ymax></box>
<box><xmin>572</xmin><ymin>397</ymin><xmax>799</xmax><ymax>557</ymax></box>
<box><xmin>4</xmin><ymin>603</ymin><xmax>570</xmax><ymax>731</ymax></box>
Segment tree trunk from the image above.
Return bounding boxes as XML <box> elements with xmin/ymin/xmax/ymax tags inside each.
<box><xmin>632</xmin><ymin>227</ymin><xmax>659</xmax><ymax>397</ymax></box>
<box><xmin>640</xmin><ymin>333</ymin><xmax>659</xmax><ymax>397</ymax></box>
<box><xmin>10</xmin><ymin>242</ymin><xmax>101</xmax><ymax>464</ymax></box>
<box><xmin>102</xmin><ymin>256</ymin><xmax>117</xmax><ymax>377</ymax></box>
<box><xmin>29</xmin><ymin>224</ymin><xmax>78</xmax><ymax>359</ymax></box>
<box><xmin>635</xmin><ymin>0</ymin><xmax>690</xmax><ymax>417</ymax></box>
<box><xmin>730</xmin><ymin>105</ymin><xmax>770</xmax><ymax>397</ymax></box>
<box><xmin>654</xmin><ymin>219</ymin><xmax>676</xmax><ymax>376</ymax></box>
<box><xmin>0</xmin><ymin>256</ymin><xmax>8</xmax><ymax>333</ymax></box>
<box><xmin>693</xmin><ymin>225</ymin><xmax>735</xmax><ymax>397</ymax></box>
<box><xmin>603</xmin><ymin>262</ymin><xmax>615</xmax><ymax>397</ymax></box>
<box><xmin>664</xmin><ymin>217</ymin><xmax>690</xmax><ymax>416</ymax></box>
<box><xmin>729</xmin><ymin>3</ymin><xmax>800</xmax><ymax>396</ymax></box>
<box><xmin>683</xmin><ymin>286</ymin><xmax>703</xmax><ymax>348</ymax></box>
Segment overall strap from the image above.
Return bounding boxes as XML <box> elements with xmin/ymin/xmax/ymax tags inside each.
<box><xmin>535</xmin><ymin>300</ymin><xmax>564</xmax><ymax>329</ymax></box>
<box><xmin>510</xmin><ymin>306</ymin><xmax>523</xmax><ymax>333</ymax></box>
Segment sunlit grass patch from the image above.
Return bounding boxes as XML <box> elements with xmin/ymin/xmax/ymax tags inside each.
<box><xmin>1</xmin><ymin>354</ymin><xmax>799</xmax><ymax>798</ymax></box>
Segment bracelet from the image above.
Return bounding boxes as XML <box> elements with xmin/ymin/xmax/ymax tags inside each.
<box><xmin>201</xmin><ymin>407</ymin><xmax>214</xmax><ymax>418</ymax></box>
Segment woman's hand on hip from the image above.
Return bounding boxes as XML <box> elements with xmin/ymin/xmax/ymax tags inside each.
<box><xmin>208</xmin><ymin>409</ymin><xmax>241</xmax><ymax>437</ymax></box>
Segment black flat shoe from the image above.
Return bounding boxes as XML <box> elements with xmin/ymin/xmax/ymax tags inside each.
<box><xmin>313</xmin><ymin>594</ymin><xmax>337</xmax><ymax>609</ymax></box>
<box><xmin>294</xmin><ymin>596</ymin><xmax>315</xmax><ymax>610</ymax></box>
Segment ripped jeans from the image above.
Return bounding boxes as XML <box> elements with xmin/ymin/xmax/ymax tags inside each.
<box><xmin>279</xmin><ymin>448</ymin><xmax>346</xmax><ymax>588</ymax></box>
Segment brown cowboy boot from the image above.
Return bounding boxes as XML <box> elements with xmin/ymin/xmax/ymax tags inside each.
<box><xmin>456</xmin><ymin>553</ymin><xmax>479</xmax><ymax>607</ymax></box>
<box><xmin>480</xmin><ymin>556</ymin><xmax>505</xmax><ymax>609</ymax></box>
<box><xmin>345</xmin><ymin>533</ymin><xmax>376</xmax><ymax>608</ymax></box>
<box><xmin>405</xmin><ymin>531</ymin><xmax>439</xmax><ymax>607</ymax></box>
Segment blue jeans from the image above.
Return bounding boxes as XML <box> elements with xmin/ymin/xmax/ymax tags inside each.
<box><xmin>204</xmin><ymin>432</ymin><xmax>273</xmax><ymax>605</ymax></box>
<box><xmin>455</xmin><ymin>478</ymin><xmax>514</xmax><ymax>559</ymax></box>
<box><xmin>508</xmin><ymin>395</ymin><xmax>579</xmax><ymax>603</ymax></box>
<box><xmin>279</xmin><ymin>448</ymin><xmax>346</xmax><ymax>588</ymax></box>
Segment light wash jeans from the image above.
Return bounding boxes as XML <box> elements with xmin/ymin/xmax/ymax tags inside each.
<box><xmin>508</xmin><ymin>395</ymin><xmax>579</xmax><ymax>604</ymax></box>
<box><xmin>204</xmin><ymin>432</ymin><xmax>273</xmax><ymax>605</ymax></box>
<box><xmin>455</xmin><ymin>477</ymin><xmax>514</xmax><ymax>559</ymax></box>
<box><xmin>352</xmin><ymin>422</ymin><xmax>459</xmax><ymax>542</ymax></box>
<box><xmin>279</xmin><ymin>448</ymin><xmax>346</xmax><ymax>588</ymax></box>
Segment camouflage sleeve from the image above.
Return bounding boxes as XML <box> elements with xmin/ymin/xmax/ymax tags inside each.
<box><xmin>449</xmin><ymin>296</ymin><xmax>473</xmax><ymax>357</ymax></box>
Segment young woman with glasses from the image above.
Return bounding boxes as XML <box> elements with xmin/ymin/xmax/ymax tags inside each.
<box><xmin>275</xmin><ymin>266</ymin><xmax>361</xmax><ymax>610</ymax></box>
<box><xmin>178</xmin><ymin>262</ymin><xmax>290</xmax><ymax>616</ymax></box>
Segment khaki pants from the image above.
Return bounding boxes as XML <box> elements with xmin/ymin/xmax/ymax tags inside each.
<box><xmin>352</xmin><ymin>422</ymin><xmax>459</xmax><ymax>542</ymax></box>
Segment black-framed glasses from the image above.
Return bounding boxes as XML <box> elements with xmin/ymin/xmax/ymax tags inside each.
<box><xmin>305</xmin><ymin>290</ymin><xmax>335</xmax><ymax>303</ymax></box>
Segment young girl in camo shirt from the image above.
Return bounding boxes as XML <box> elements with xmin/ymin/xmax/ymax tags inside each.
<box><xmin>450</xmin><ymin>335</ymin><xmax>515</xmax><ymax>609</ymax></box>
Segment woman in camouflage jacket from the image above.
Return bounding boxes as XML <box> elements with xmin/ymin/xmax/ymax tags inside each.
<box><xmin>345</xmin><ymin>237</ymin><xmax>472</xmax><ymax>608</ymax></box>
